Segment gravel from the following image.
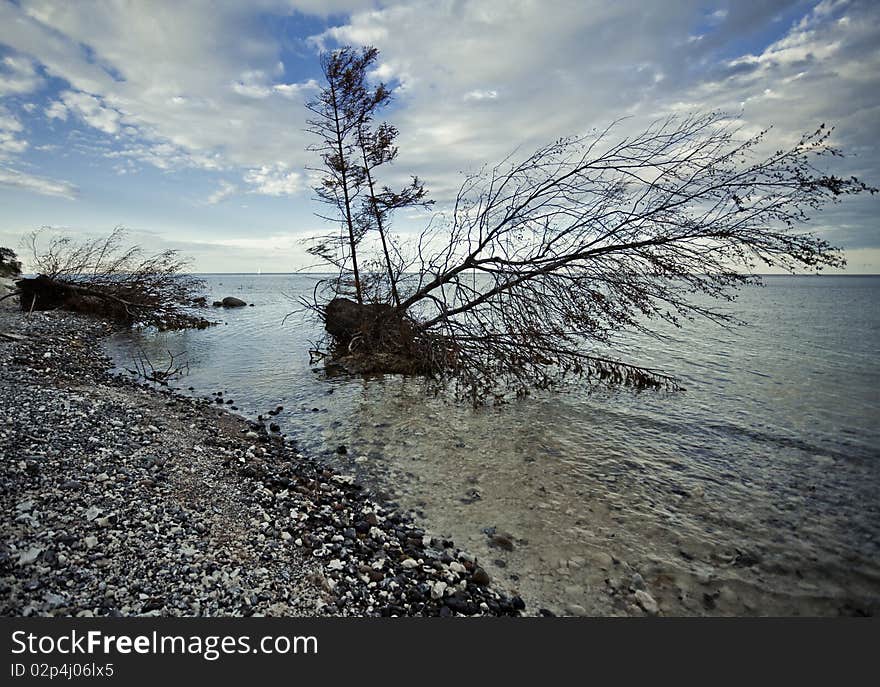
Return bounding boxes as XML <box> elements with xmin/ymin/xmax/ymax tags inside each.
<box><xmin>0</xmin><ymin>306</ymin><xmax>524</xmax><ymax>617</ymax></box>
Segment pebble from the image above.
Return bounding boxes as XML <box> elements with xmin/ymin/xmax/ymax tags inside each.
<box><xmin>17</xmin><ymin>547</ymin><xmax>43</xmax><ymax>565</ymax></box>
<box><xmin>564</xmin><ymin>603</ymin><xmax>587</xmax><ymax>616</ymax></box>
<box><xmin>0</xmin><ymin>307</ymin><xmax>525</xmax><ymax>619</ymax></box>
<box><xmin>472</xmin><ymin>567</ymin><xmax>492</xmax><ymax>586</ymax></box>
<box><xmin>634</xmin><ymin>590</ymin><xmax>659</xmax><ymax>615</ymax></box>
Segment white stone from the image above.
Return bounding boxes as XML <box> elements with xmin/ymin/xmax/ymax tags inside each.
<box><xmin>431</xmin><ymin>581</ymin><xmax>448</xmax><ymax>600</ymax></box>
<box><xmin>17</xmin><ymin>546</ymin><xmax>43</xmax><ymax>565</ymax></box>
<box><xmin>564</xmin><ymin>603</ymin><xmax>588</xmax><ymax>616</ymax></box>
<box><xmin>401</xmin><ymin>558</ymin><xmax>419</xmax><ymax>569</ymax></box>
<box><xmin>635</xmin><ymin>590</ymin><xmax>659</xmax><ymax>615</ymax></box>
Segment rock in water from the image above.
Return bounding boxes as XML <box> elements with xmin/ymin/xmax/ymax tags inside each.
<box><xmin>221</xmin><ymin>297</ymin><xmax>247</xmax><ymax>308</ymax></box>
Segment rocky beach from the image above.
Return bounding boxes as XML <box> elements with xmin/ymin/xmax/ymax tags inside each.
<box><xmin>0</xmin><ymin>298</ymin><xmax>525</xmax><ymax>617</ymax></box>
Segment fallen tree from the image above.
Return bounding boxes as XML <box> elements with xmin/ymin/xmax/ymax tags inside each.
<box><xmin>317</xmin><ymin>123</ymin><xmax>875</xmax><ymax>401</ymax></box>
<box><xmin>16</xmin><ymin>227</ymin><xmax>211</xmax><ymax>330</ymax></box>
<box><xmin>304</xmin><ymin>50</ymin><xmax>876</xmax><ymax>403</ymax></box>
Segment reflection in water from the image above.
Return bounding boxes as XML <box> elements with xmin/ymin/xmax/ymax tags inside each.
<box><xmin>107</xmin><ymin>275</ymin><xmax>880</xmax><ymax>615</ymax></box>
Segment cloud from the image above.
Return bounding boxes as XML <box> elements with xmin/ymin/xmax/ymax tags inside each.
<box><xmin>0</xmin><ymin>54</ymin><xmax>43</xmax><ymax>96</ymax></box>
<box><xmin>0</xmin><ymin>0</ymin><xmax>878</xmax><ymax>265</ymax></box>
<box><xmin>0</xmin><ymin>105</ymin><xmax>27</xmax><ymax>158</ymax></box>
<box><xmin>463</xmin><ymin>89</ymin><xmax>498</xmax><ymax>102</ymax></box>
<box><xmin>207</xmin><ymin>180</ymin><xmax>237</xmax><ymax>205</ymax></box>
<box><xmin>0</xmin><ymin>166</ymin><xmax>77</xmax><ymax>199</ymax></box>
<box><xmin>59</xmin><ymin>90</ymin><xmax>121</xmax><ymax>134</ymax></box>
<box><xmin>44</xmin><ymin>100</ymin><xmax>68</xmax><ymax>120</ymax></box>
<box><xmin>272</xmin><ymin>79</ymin><xmax>320</xmax><ymax>98</ymax></box>
<box><xmin>0</xmin><ymin>0</ymin><xmax>341</xmax><ymax>178</ymax></box>
<box><xmin>231</xmin><ymin>70</ymin><xmax>320</xmax><ymax>99</ymax></box>
<box><xmin>244</xmin><ymin>163</ymin><xmax>302</xmax><ymax>196</ymax></box>
<box><xmin>307</xmin><ymin>0</ymin><xmax>880</xmax><ymax>245</ymax></box>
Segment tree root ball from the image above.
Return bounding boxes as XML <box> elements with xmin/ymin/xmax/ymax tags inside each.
<box><xmin>323</xmin><ymin>298</ymin><xmax>432</xmax><ymax>375</ymax></box>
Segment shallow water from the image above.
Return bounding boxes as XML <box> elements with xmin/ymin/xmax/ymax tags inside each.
<box><xmin>107</xmin><ymin>274</ymin><xmax>880</xmax><ymax>615</ymax></box>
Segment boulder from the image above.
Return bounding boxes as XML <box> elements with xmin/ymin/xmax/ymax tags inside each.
<box><xmin>220</xmin><ymin>296</ymin><xmax>247</xmax><ymax>308</ymax></box>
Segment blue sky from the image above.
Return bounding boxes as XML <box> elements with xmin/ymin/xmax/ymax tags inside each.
<box><xmin>0</xmin><ymin>0</ymin><xmax>878</xmax><ymax>272</ymax></box>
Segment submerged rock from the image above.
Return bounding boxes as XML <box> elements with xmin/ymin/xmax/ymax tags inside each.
<box><xmin>220</xmin><ymin>296</ymin><xmax>247</xmax><ymax>308</ymax></box>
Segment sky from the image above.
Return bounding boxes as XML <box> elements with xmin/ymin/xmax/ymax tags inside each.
<box><xmin>0</xmin><ymin>0</ymin><xmax>878</xmax><ymax>273</ymax></box>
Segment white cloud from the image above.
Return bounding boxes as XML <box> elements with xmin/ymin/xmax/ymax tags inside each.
<box><xmin>0</xmin><ymin>0</ymin><xmax>346</xmax><ymax>177</ymax></box>
<box><xmin>244</xmin><ymin>163</ymin><xmax>302</xmax><ymax>196</ymax></box>
<box><xmin>44</xmin><ymin>100</ymin><xmax>68</xmax><ymax>120</ymax></box>
<box><xmin>207</xmin><ymin>180</ymin><xmax>237</xmax><ymax>204</ymax></box>
<box><xmin>0</xmin><ymin>54</ymin><xmax>43</xmax><ymax>96</ymax></box>
<box><xmin>463</xmin><ymin>89</ymin><xmax>498</xmax><ymax>102</ymax></box>
<box><xmin>0</xmin><ymin>0</ymin><xmax>878</xmax><ymax>262</ymax></box>
<box><xmin>0</xmin><ymin>132</ymin><xmax>27</xmax><ymax>155</ymax></box>
<box><xmin>0</xmin><ymin>106</ymin><xmax>27</xmax><ymax>159</ymax></box>
<box><xmin>231</xmin><ymin>70</ymin><xmax>320</xmax><ymax>99</ymax></box>
<box><xmin>272</xmin><ymin>79</ymin><xmax>320</xmax><ymax>98</ymax></box>
<box><xmin>0</xmin><ymin>166</ymin><xmax>77</xmax><ymax>199</ymax></box>
<box><xmin>304</xmin><ymin>0</ymin><xmax>880</xmax><ymax>234</ymax></box>
<box><xmin>59</xmin><ymin>90</ymin><xmax>121</xmax><ymax>134</ymax></box>
<box><xmin>231</xmin><ymin>70</ymin><xmax>275</xmax><ymax>99</ymax></box>
<box><xmin>0</xmin><ymin>106</ymin><xmax>23</xmax><ymax>132</ymax></box>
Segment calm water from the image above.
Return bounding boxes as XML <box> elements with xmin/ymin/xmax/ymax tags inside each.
<box><xmin>107</xmin><ymin>274</ymin><xmax>880</xmax><ymax>616</ymax></box>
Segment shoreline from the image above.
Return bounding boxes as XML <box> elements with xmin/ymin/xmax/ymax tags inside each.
<box><xmin>0</xmin><ymin>305</ymin><xmax>525</xmax><ymax>617</ymax></box>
